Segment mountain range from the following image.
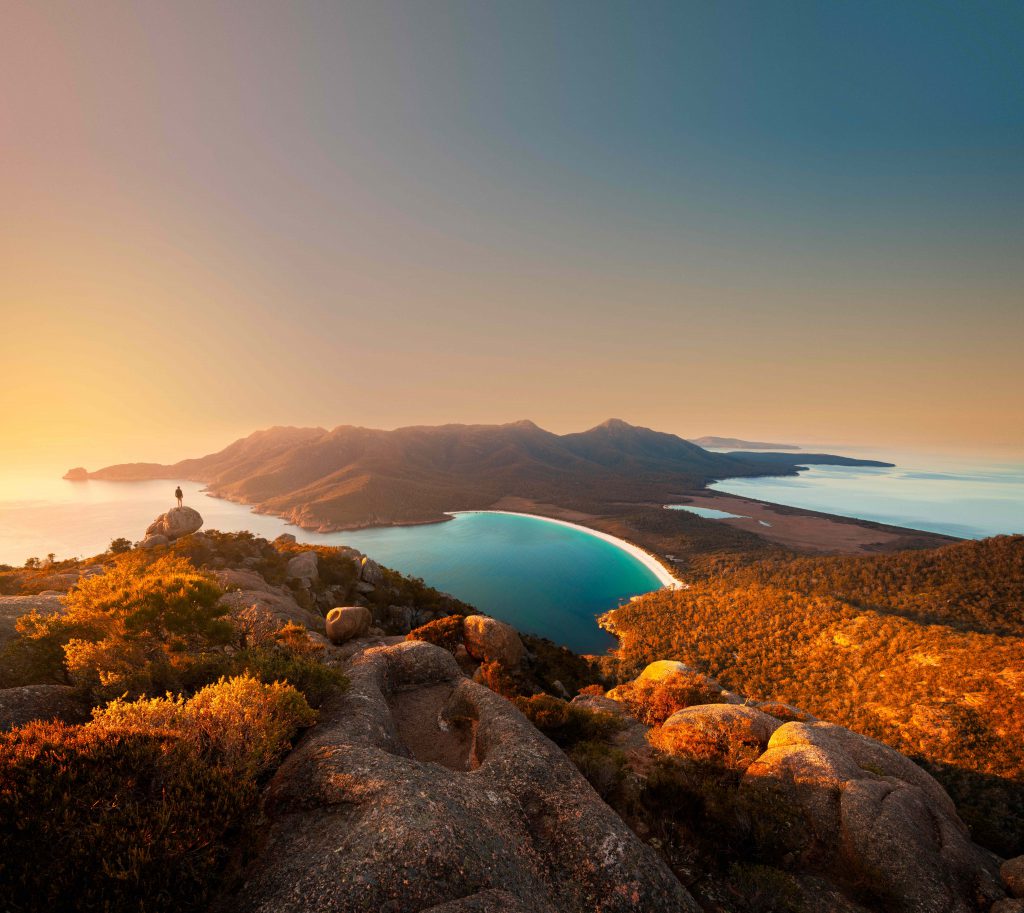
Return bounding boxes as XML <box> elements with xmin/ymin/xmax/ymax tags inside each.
<box><xmin>74</xmin><ymin>419</ymin><xmax>891</xmax><ymax>530</ymax></box>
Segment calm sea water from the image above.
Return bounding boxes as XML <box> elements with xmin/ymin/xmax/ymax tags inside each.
<box><xmin>0</xmin><ymin>477</ymin><xmax>661</xmax><ymax>652</ymax></box>
<box><xmin>667</xmin><ymin>505</ymin><xmax>748</xmax><ymax>520</ymax></box>
<box><xmin>710</xmin><ymin>456</ymin><xmax>1024</xmax><ymax>539</ymax></box>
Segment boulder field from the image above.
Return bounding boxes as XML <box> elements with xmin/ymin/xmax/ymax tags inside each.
<box><xmin>596</xmin><ymin>661</ymin><xmax>1009</xmax><ymax>913</ymax></box>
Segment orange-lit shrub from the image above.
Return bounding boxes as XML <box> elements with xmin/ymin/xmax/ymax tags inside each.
<box><xmin>406</xmin><ymin>615</ymin><xmax>464</xmax><ymax>653</ymax></box>
<box><xmin>0</xmin><ymin>676</ymin><xmax>313</xmax><ymax>913</ymax></box>
<box><xmin>90</xmin><ymin>674</ymin><xmax>316</xmax><ymax>778</ymax></box>
<box><xmin>613</xmin><ymin>671</ymin><xmax>723</xmax><ymax>726</ymax></box>
<box><xmin>16</xmin><ymin>553</ymin><xmax>230</xmax><ymax>700</ymax></box>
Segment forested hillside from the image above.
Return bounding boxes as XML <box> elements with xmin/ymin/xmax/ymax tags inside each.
<box><xmin>602</xmin><ymin>535</ymin><xmax>1024</xmax><ymax>855</ymax></box>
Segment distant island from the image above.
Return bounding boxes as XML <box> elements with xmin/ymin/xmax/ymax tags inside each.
<box><xmin>68</xmin><ymin>419</ymin><xmax>893</xmax><ymax>533</ymax></box>
<box><xmin>689</xmin><ymin>435</ymin><xmax>800</xmax><ymax>450</ymax></box>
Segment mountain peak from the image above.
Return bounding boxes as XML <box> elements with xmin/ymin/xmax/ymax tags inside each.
<box><xmin>591</xmin><ymin>418</ymin><xmax>635</xmax><ymax>432</ymax></box>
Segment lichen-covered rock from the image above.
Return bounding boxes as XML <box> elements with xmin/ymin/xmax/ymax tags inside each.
<box><xmin>992</xmin><ymin>900</ymin><xmax>1024</xmax><ymax>913</ymax></box>
<box><xmin>216</xmin><ymin>641</ymin><xmax>698</xmax><ymax>913</ymax></box>
<box><xmin>285</xmin><ymin>551</ymin><xmax>318</xmax><ymax>586</ymax></box>
<box><xmin>138</xmin><ymin>534</ymin><xmax>169</xmax><ymax>549</ymax></box>
<box><xmin>1003</xmin><ymin>856</ymin><xmax>1024</xmax><ymax>898</ymax></box>
<box><xmin>420</xmin><ymin>889</ymin><xmax>545</xmax><ymax>913</ymax></box>
<box><xmin>0</xmin><ymin>685</ymin><xmax>89</xmax><ymax>731</ymax></box>
<box><xmin>463</xmin><ymin>615</ymin><xmax>525</xmax><ymax>667</ymax></box>
<box><xmin>144</xmin><ymin>506</ymin><xmax>203</xmax><ymax>541</ymax></box>
<box><xmin>326</xmin><ymin>606</ymin><xmax>372</xmax><ymax>644</ymax></box>
<box><xmin>742</xmin><ymin>721</ymin><xmax>1002</xmax><ymax>913</ymax></box>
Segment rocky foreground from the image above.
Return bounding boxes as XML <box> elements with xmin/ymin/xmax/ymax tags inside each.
<box><xmin>1</xmin><ymin>513</ymin><xmax>1022</xmax><ymax>913</ymax></box>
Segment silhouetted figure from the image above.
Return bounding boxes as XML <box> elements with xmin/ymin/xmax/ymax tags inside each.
<box><xmin>175</xmin><ymin>486</ymin><xmax>183</xmax><ymax>508</ymax></box>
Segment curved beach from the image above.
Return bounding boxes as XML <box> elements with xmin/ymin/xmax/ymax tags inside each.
<box><xmin>448</xmin><ymin>510</ymin><xmax>683</xmax><ymax>590</ymax></box>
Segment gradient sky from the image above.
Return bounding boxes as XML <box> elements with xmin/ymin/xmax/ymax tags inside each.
<box><xmin>2</xmin><ymin>0</ymin><xmax>1022</xmax><ymax>473</ymax></box>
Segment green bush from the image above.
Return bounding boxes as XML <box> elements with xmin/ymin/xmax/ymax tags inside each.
<box><xmin>514</xmin><ymin>693</ymin><xmax>622</xmax><ymax>749</ymax></box>
<box><xmin>235</xmin><ymin>623</ymin><xmax>348</xmax><ymax>707</ymax></box>
<box><xmin>569</xmin><ymin>739</ymin><xmax>629</xmax><ymax>801</ymax></box>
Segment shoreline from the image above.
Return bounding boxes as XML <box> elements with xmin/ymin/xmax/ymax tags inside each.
<box><xmin>448</xmin><ymin>509</ymin><xmax>684</xmax><ymax>590</ymax></box>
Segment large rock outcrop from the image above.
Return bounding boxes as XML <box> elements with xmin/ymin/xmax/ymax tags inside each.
<box><xmin>657</xmin><ymin>703</ymin><xmax>783</xmax><ymax>767</ymax></box>
<box><xmin>214</xmin><ymin>569</ymin><xmax>325</xmax><ymax>639</ymax></box>
<box><xmin>144</xmin><ymin>506</ymin><xmax>203</xmax><ymax>542</ymax></box>
<box><xmin>742</xmin><ymin>721</ymin><xmax>1003</xmax><ymax>913</ymax></box>
<box><xmin>218</xmin><ymin>640</ymin><xmax>698</xmax><ymax>913</ymax></box>
<box><xmin>1003</xmin><ymin>857</ymin><xmax>1024</xmax><ymax>898</ymax></box>
<box><xmin>463</xmin><ymin>615</ymin><xmax>525</xmax><ymax>668</ymax></box>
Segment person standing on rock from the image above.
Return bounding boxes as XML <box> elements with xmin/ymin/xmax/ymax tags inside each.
<box><xmin>174</xmin><ymin>486</ymin><xmax>183</xmax><ymax>508</ymax></box>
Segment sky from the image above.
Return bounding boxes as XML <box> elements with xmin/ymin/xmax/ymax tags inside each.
<box><xmin>2</xmin><ymin>0</ymin><xmax>1022</xmax><ymax>474</ymax></box>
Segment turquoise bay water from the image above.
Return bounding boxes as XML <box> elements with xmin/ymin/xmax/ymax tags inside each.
<box><xmin>0</xmin><ymin>477</ymin><xmax>661</xmax><ymax>652</ymax></box>
<box><xmin>710</xmin><ymin>457</ymin><xmax>1024</xmax><ymax>539</ymax></box>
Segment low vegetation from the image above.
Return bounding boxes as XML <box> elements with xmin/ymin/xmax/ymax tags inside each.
<box><xmin>0</xmin><ymin>676</ymin><xmax>314</xmax><ymax>913</ymax></box>
<box><xmin>611</xmin><ymin>670</ymin><xmax>724</xmax><ymax>725</ymax></box>
<box><xmin>0</xmin><ymin>537</ymin><xmax>356</xmax><ymax>912</ymax></box>
<box><xmin>603</xmin><ymin>534</ymin><xmax>1024</xmax><ymax>855</ymax></box>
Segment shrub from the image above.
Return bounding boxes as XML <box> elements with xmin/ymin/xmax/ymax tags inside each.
<box><xmin>578</xmin><ymin>683</ymin><xmax>606</xmax><ymax>697</ymax></box>
<box><xmin>90</xmin><ymin>674</ymin><xmax>316</xmax><ymax>778</ymax></box>
<box><xmin>613</xmin><ymin>671</ymin><xmax>723</xmax><ymax>726</ymax></box>
<box><xmin>15</xmin><ymin>553</ymin><xmax>231</xmax><ymax>700</ymax></box>
<box><xmin>0</xmin><ymin>677</ymin><xmax>315</xmax><ymax>912</ymax></box>
<box><xmin>0</xmin><ymin>721</ymin><xmax>250</xmax><ymax>913</ymax></box>
<box><xmin>649</xmin><ymin>720</ymin><xmax>764</xmax><ymax>772</ymax></box>
<box><xmin>725</xmin><ymin>864</ymin><xmax>804</xmax><ymax>913</ymax></box>
<box><xmin>235</xmin><ymin>623</ymin><xmax>348</xmax><ymax>707</ymax></box>
<box><xmin>514</xmin><ymin>693</ymin><xmax>623</xmax><ymax>749</ymax></box>
<box><xmin>407</xmin><ymin>615</ymin><xmax>464</xmax><ymax>653</ymax></box>
<box><xmin>476</xmin><ymin>659</ymin><xmax>525</xmax><ymax>699</ymax></box>
<box><xmin>109</xmin><ymin>537</ymin><xmax>133</xmax><ymax>554</ymax></box>
<box><xmin>570</xmin><ymin>740</ymin><xmax>629</xmax><ymax>800</ymax></box>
